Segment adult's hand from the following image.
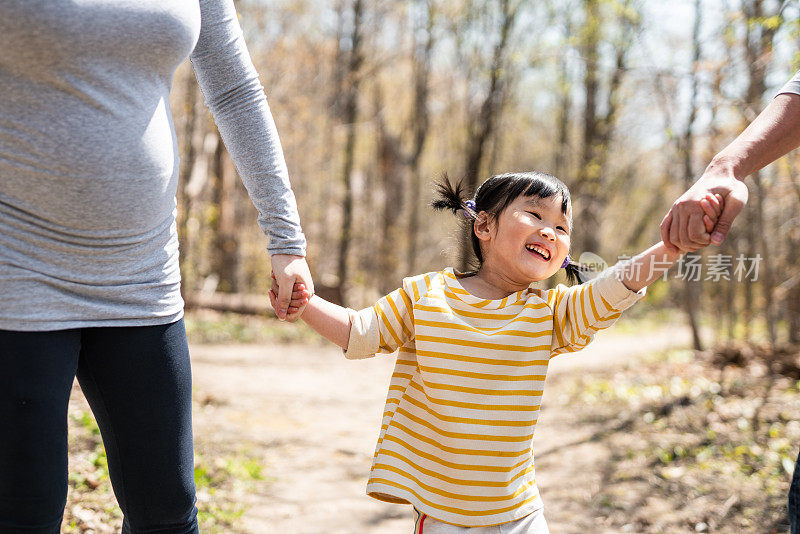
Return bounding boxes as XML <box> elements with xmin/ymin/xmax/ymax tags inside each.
<box><xmin>270</xmin><ymin>254</ymin><xmax>314</xmax><ymax>321</ymax></box>
<box><xmin>660</xmin><ymin>168</ymin><xmax>749</xmax><ymax>253</ymax></box>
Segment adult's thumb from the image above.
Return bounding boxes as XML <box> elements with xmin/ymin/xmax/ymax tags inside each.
<box><xmin>710</xmin><ymin>197</ymin><xmax>745</xmax><ymax>245</ymax></box>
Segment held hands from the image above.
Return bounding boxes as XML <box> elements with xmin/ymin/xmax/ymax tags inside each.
<box><xmin>698</xmin><ymin>192</ymin><xmax>725</xmax><ymax>237</ymax></box>
<box><xmin>660</xmin><ymin>171</ymin><xmax>748</xmax><ymax>253</ymax></box>
<box><xmin>269</xmin><ymin>254</ymin><xmax>314</xmax><ymax>321</ymax></box>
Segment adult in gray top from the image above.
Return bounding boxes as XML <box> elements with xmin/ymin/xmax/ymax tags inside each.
<box><xmin>660</xmin><ymin>71</ymin><xmax>800</xmax><ymax>533</ymax></box>
<box><xmin>0</xmin><ymin>0</ymin><xmax>312</xmax><ymax>532</ymax></box>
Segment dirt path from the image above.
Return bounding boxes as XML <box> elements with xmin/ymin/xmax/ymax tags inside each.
<box><xmin>186</xmin><ymin>325</ymin><xmax>693</xmax><ymax>533</ymax></box>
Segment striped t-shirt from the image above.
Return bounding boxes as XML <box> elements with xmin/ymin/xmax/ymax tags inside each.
<box><xmin>345</xmin><ymin>267</ymin><xmax>645</xmax><ymax>527</ymax></box>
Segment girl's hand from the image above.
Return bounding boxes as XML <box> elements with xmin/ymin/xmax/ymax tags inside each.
<box><xmin>700</xmin><ymin>193</ymin><xmax>724</xmax><ymax>234</ymax></box>
<box><xmin>270</xmin><ymin>272</ymin><xmax>312</xmax><ymax>318</ymax></box>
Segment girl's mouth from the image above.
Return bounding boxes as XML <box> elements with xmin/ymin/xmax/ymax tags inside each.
<box><xmin>525</xmin><ymin>244</ymin><xmax>550</xmax><ymax>261</ymax></box>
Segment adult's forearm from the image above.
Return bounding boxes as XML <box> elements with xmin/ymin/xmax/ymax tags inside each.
<box><xmin>707</xmin><ymin>93</ymin><xmax>800</xmax><ymax>181</ymax></box>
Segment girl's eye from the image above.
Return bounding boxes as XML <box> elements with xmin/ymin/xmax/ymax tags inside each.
<box><xmin>527</xmin><ymin>211</ymin><xmax>541</xmax><ymax>220</ymax></box>
<box><xmin>556</xmin><ymin>226</ymin><xmax>567</xmax><ymax>233</ymax></box>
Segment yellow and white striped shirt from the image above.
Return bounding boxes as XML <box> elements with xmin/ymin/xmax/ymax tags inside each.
<box><xmin>345</xmin><ymin>267</ymin><xmax>645</xmax><ymax>527</ymax></box>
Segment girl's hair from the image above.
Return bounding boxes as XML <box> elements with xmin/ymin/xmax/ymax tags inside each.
<box><xmin>431</xmin><ymin>171</ymin><xmax>584</xmax><ymax>284</ymax></box>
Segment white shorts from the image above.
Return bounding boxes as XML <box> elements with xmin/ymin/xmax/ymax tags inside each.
<box><xmin>412</xmin><ymin>508</ymin><xmax>550</xmax><ymax>534</ymax></box>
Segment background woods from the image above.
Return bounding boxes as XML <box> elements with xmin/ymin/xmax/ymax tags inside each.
<box><xmin>59</xmin><ymin>1</ymin><xmax>800</xmax><ymax>531</ymax></box>
<box><xmin>175</xmin><ymin>0</ymin><xmax>800</xmax><ymax>344</ymax></box>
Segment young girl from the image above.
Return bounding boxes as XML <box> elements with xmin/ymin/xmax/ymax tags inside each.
<box><xmin>272</xmin><ymin>171</ymin><xmax>722</xmax><ymax>533</ymax></box>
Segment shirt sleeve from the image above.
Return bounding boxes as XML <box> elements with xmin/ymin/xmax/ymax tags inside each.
<box><xmin>778</xmin><ymin>70</ymin><xmax>800</xmax><ymax>97</ymax></box>
<box><xmin>190</xmin><ymin>0</ymin><xmax>306</xmax><ymax>256</ymax></box>
<box><xmin>344</xmin><ymin>284</ymin><xmax>416</xmax><ymax>360</ymax></box>
<box><xmin>548</xmin><ymin>266</ymin><xmax>646</xmax><ymax>356</ymax></box>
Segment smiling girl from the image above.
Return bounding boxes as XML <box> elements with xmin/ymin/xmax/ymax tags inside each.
<box><xmin>271</xmin><ymin>171</ymin><xmax>722</xmax><ymax>533</ymax></box>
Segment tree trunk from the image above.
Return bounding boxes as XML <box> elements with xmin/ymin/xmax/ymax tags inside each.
<box><xmin>335</xmin><ymin>0</ymin><xmax>365</xmax><ymax>306</ymax></box>
<box><xmin>211</xmin><ymin>134</ymin><xmax>240</xmax><ymax>293</ymax></box>
<box><xmin>459</xmin><ymin>0</ymin><xmax>517</xmax><ymax>270</ymax></box>
<box><xmin>681</xmin><ymin>0</ymin><xmax>704</xmax><ymax>352</ymax></box>
<box><xmin>375</xmin><ymin>86</ymin><xmax>406</xmax><ymax>294</ymax></box>
<box><xmin>406</xmin><ymin>0</ymin><xmax>434</xmax><ymax>274</ymax></box>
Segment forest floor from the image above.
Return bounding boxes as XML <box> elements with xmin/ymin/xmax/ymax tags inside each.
<box><xmin>62</xmin><ymin>313</ymin><xmax>798</xmax><ymax>533</ymax></box>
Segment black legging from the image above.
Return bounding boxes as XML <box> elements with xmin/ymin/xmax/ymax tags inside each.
<box><xmin>791</xmin><ymin>447</ymin><xmax>799</xmax><ymax>534</ymax></box>
<box><xmin>0</xmin><ymin>320</ymin><xmax>198</xmax><ymax>533</ymax></box>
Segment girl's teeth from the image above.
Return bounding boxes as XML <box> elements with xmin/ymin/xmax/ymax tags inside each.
<box><xmin>526</xmin><ymin>245</ymin><xmax>549</xmax><ymax>259</ymax></box>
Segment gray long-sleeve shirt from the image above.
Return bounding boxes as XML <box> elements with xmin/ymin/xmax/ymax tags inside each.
<box><xmin>0</xmin><ymin>0</ymin><xmax>306</xmax><ymax>331</ymax></box>
<box><xmin>781</xmin><ymin>71</ymin><xmax>800</xmax><ymax>96</ymax></box>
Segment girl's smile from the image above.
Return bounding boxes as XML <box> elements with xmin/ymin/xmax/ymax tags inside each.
<box><xmin>467</xmin><ymin>194</ymin><xmax>571</xmax><ymax>298</ymax></box>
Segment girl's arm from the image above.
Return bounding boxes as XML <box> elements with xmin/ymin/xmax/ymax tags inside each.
<box><xmin>272</xmin><ymin>273</ymin><xmax>421</xmax><ymax>358</ymax></box>
<box><xmin>614</xmin><ymin>242</ymin><xmax>683</xmax><ymax>292</ymax></box>
<box><xmin>298</xmin><ymin>295</ymin><xmax>351</xmax><ymax>349</ymax></box>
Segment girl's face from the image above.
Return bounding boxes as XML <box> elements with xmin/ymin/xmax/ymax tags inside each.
<box><xmin>476</xmin><ymin>193</ymin><xmax>571</xmax><ymax>285</ymax></box>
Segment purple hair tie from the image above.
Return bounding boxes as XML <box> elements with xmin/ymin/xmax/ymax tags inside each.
<box><xmin>561</xmin><ymin>255</ymin><xmax>571</xmax><ymax>269</ymax></box>
<box><xmin>461</xmin><ymin>199</ymin><xmax>477</xmax><ymax>219</ymax></box>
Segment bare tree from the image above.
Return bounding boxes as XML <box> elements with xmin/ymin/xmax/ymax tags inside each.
<box><xmin>456</xmin><ymin>0</ymin><xmax>521</xmax><ymax>270</ymax></box>
<box><xmin>335</xmin><ymin>0</ymin><xmax>366</xmax><ymax>305</ymax></box>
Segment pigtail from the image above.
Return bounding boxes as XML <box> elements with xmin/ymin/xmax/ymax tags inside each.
<box><xmin>431</xmin><ymin>174</ymin><xmax>475</xmax><ymax>218</ymax></box>
<box><xmin>564</xmin><ymin>259</ymin><xmax>589</xmax><ymax>285</ymax></box>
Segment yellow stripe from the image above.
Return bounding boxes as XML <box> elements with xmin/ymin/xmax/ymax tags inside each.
<box><xmin>392</xmin><ymin>420</ymin><xmax>532</xmax><ymax>456</ymax></box>
<box><xmin>381</xmin><ymin>434</ymin><xmax>533</xmax><ymax>471</ymax></box>
<box><xmin>368</xmin><ymin>478</ymin><xmax>540</xmax><ymax>517</ymax></box>
<box><xmin>416</xmin><ymin>335</ymin><xmax>549</xmax><ymax>353</ymax></box>
<box><xmin>396</xmin><ymin>358</ymin><xmax>417</xmax><ymax>366</ymax></box>
<box><xmin>418</xmin><ymin>363</ymin><xmax>546</xmax><ymax>382</ymax></box>
<box><xmin>600</xmin><ymin>295</ymin><xmax>614</xmax><ymax>313</ymax></box>
<box><xmin>371</xmin><ymin>463</ymin><xmax>536</xmax><ymax>502</ymax></box>
<box><xmin>378</xmin><ymin>449</ymin><xmax>535</xmax><ymax>487</ymax></box>
<box><xmin>579</xmin><ymin>285</ymin><xmax>590</xmax><ymax>332</ymax></box>
<box><xmin>377</xmin><ymin>304</ymin><xmax>403</xmax><ymax>348</ymax></box>
<box><xmin>408</xmin><ymin>381</ymin><xmax>540</xmax><ymax>412</ymax></box>
<box><xmin>395</xmin><ymin>406</ymin><xmax>533</xmax><ymax>442</ymax></box>
<box><xmin>411</xmin><ymin>279</ymin><xmax>421</xmax><ymax>301</ymax></box>
<box><xmin>387</xmin><ymin>293</ymin><xmax>413</xmax><ymax>340</ymax></box>
<box><xmin>417</xmin><ymin>301</ymin><xmax>549</xmax><ymax>320</ymax></box>
<box><xmin>417</xmin><ymin>303</ymin><xmax>552</xmax><ymax>324</ymax></box>
<box><xmin>416</xmin><ymin>349</ymin><xmax>549</xmax><ymax>367</ymax></box>
<box><xmin>400</xmin><ymin>289</ymin><xmax>415</xmax><ymax>323</ymax></box>
<box><xmin>587</xmin><ymin>284</ymin><xmax>600</xmax><ymax>324</ymax></box>
<box><xmin>420</xmin><ymin>378</ymin><xmax>543</xmax><ymax>398</ymax></box>
<box><xmin>443</xmin><ymin>287</ymin><xmax>499</xmax><ymax>309</ymax></box>
<box><xmin>422</xmin><ymin>304</ymin><xmax>517</xmax><ymax>321</ymax></box>
<box><xmin>415</xmin><ymin>319</ymin><xmax>550</xmax><ymax>338</ymax></box>
<box><xmin>391</xmin><ymin>372</ymin><xmax>414</xmax><ymax>381</ymax></box>
<box><xmin>569</xmin><ymin>289</ymin><xmax>578</xmax><ymax>345</ymax></box>
<box><xmin>423</xmin><ymin>273</ymin><xmax>433</xmax><ymax>293</ymax></box>
<box><xmin>400</xmin><ymin>394</ymin><xmax>538</xmax><ymax>427</ymax></box>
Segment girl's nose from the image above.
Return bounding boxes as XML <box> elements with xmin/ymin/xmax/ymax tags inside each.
<box><xmin>539</xmin><ymin>226</ymin><xmax>555</xmax><ymax>240</ymax></box>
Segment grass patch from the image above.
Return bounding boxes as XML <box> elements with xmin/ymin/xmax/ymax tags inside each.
<box><xmin>185</xmin><ymin>309</ymin><xmax>322</xmax><ymax>345</ymax></box>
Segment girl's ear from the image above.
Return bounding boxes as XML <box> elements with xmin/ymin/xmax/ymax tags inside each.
<box><xmin>473</xmin><ymin>211</ymin><xmax>493</xmax><ymax>242</ymax></box>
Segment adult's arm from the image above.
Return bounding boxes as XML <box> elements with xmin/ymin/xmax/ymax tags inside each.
<box><xmin>661</xmin><ymin>73</ymin><xmax>800</xmax><ymax>252</ymax></box>
<box><xmin>189</xmin><ymin>0</ymin><xmax>312</xmax><ymax>320</ymax></box>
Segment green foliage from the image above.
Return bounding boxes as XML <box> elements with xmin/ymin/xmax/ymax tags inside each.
<box><xmin>193</xmin><ymin>451</ymin><xmax>269</xmax><ymax>531</ymax></box>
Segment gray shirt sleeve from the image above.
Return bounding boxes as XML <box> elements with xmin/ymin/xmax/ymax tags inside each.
<box><xmin>190</xmin><ymin>0</ymin><xmax>306</xmax><ymax>256</ymax></box>
<box><xmin>778</xmin><ymin>70</ymin><xmax>800</xmax><ymax>97</ymax></box>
